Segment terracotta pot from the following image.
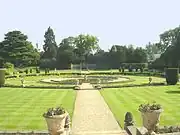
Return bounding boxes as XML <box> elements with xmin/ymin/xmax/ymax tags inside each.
<box><xmin>44</xmin><ymin>112</ymin><xmax>67</xmax><ymax>135</ymax></box>
<box><xmin>141</xmin><ymin>109</ymin><xmax>163</xmax><ymax>134</ymax></box>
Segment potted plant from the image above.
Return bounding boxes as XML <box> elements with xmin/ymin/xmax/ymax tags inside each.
<box><xmin>138</xmin><ymin>102</ymin><xmax>163</xmax><ymax>134</ymax></box>
<box><xmin>43</xmin><ymin>106</ymin><xmax>68</xmax><ymax>135</ymax></box>
<box><xmin>74</xmin><ymin>85</ymin><xmax>80</xmax><ymax>90</ymax></box>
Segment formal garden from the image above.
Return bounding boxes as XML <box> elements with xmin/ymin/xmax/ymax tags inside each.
<box><xmin>0</xmin><ymin>26</ymin><xmax>180</xmax><ymax>135</ymax></box>
<box><xmin>0</xmin><ymin>67</ymin><xmax>180</xmax><ymax>131</ymax></box>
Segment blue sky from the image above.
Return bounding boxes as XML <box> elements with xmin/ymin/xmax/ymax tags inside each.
<box><xmin>0</xmin><ymin>0</ymin><xmax>180</xmax><ymax>51</ymax></box>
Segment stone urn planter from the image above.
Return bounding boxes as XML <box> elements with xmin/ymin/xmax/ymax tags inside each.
<box><xmin>139</xmin><ymin>102</ymin><xmax>163</xmax><ymax>134</ymax></box>
<box><xmin>0</xmin><ymin>68</ymin><xmax>6</xmax><ymax>87</ymax></box>
<box><xmin>74</xmin><ymin>85</ymin><xmax>80</xmax><ymax>90</ymax></box>
<box><xmin>43</xmin><ymin>106</ymin><xmax>68</xmax><ymax>135</ymax></box>
<box><xmin>94</xmin><ymin>84</ymin><xmax>102</xmax><ymax>90</ymax></box>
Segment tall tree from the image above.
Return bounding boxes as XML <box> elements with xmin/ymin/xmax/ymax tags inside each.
<box><xmin>109</xmin><ymin>45</ymin><xmax>127</xmax><ymax>68</ymax></box>
<box><xmin>74</xmin><ymin>34</ymin><xmax>99</xmax><ymax>69</ymax></box>
<box><xmin>126</xmin><ymin>45</ymin><xmax>135</xmax><ymax>63</ymax></box>
<box><xmin>159</xmin><ymin>26</ymin><xmax>180</xmax><ymax>53</ymax></box>
<box><xmin>57</xmin><ymin>37</ymin><xmax>75</xmax><ymax>69</ymax></box>
<box><xmin>151</xmin><ymin>26</ymin><xmax>180</xmax><ymax>68</ymax></box>
<box><xmin>145</xmin><ymin>42</ymin><xmax>161</xmax><ymax>62</ymax></box>
<box><xmin>0</xmin><ymin>31</ymin><xmax>40</xmax><ymax>67</ymax></box>
<box><xmin>133</xmin><ymin>47</ymin><xmax>147</xmax><ymax>63</ymax></box>
<box><xmin>42</xmin><ymin>27</ymin><xmax>57</xmax><ymax>59</ymax></box>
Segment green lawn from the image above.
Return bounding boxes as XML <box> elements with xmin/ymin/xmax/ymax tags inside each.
<box><xmin>5</xmin><ymin>75</ymin><xmax>77</xmax><ymax>87</ymax></box>
<box><xmin>101</xmin><ymin>86</ymin><xmax>180</xmax><ymax>127</ymax></box>
<box><xmin>0</xmin><ymin>88</ymin><xmax>76</xmax><ymax>130</ymax></box>
<box><xmin>101</xmin><ymin>75</ymin><xmax>166</xmax><ymax>87</ymax></box>
<box><xmin>6</xmin><ymin>74</ymin><xmax>166</xmax><ymax>88</ymax></box>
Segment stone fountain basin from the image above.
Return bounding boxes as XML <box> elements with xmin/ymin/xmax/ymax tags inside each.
<box><xmin>40</xmin><ymin>76</ymin><xmax>130</xmax><ymax>85</ymax></box>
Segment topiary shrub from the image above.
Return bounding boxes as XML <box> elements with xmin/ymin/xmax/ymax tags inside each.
<box><xmin>29</xmin><ymin>68</ymin><xmax>33</xmax><ymax>73</ymax></box>
<box><xmin>0</xmin><ymin>59</ymin><xmax>6</xmax><ymax>86</ymax></box>
<box><xmin>128</xmin><ymin>68</ymin><xmax>133</xmax><ymax>72</ymax></box>
<box><xmin>165</xmin><ymin>68</ymin><xmax>179</xmax><ymax>85</ymax></box>
<box><xmin>140</xmin><ymin>68</ymin><xmax>144</xmax><ymax>73</ymax></box>
<box><xmin>47</xmin><ymin>68</ymin><xmax>50</xmax><ymax>73</ymax></box>
<box><xmin>122</xmin><ymin>68</ymin><xmax>125</xmax><ymax>73</ymax></box>
<box><xmin>0</xmin><ymin>68</ymin><xmax>6</xmax><ymax>87</ymax></box>
<box><xmin>25</xmin><ymin>69</ymin><xmax>29</xmax><ymax>74</ymax></box>
<box><xmin>36</xmin><ymin>67</ymin><xmax>40</xmax><ymax>73</ymax></box>
<box><xmin>45</xmin><ymin>68</ymin><xmax>49</xmax><ymax>75</ymax></box>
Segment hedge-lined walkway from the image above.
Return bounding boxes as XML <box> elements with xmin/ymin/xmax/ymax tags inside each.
<box><xmin>72</xmin><ymin>88</ymin><xmax>122</xmax><ymax>134</ymax></box>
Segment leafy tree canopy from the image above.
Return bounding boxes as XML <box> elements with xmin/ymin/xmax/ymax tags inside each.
<box><xmin>0</xmin><ymin>31</ymin><xmax>40</xmax><ymax>67</ymax></box>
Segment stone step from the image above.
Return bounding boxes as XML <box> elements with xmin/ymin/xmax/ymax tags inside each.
<box><xmin>72</xmin><ymin>130</ymin><xmax>128</xmax><ymax>135</ymax></box>
<box><xmin>79</xmin><ymin>83</ymin><xmax>94</xmax><ymax>90</ymax></box>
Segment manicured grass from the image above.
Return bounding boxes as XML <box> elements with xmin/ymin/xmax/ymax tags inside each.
<box><xmin>101</xmin><ymin>75</ymin><xmax>166</xmax><ymax>87</ymax></box>
<box><xmin>6</xmin><ymin>74</ymin><xmax>166</xmax><ymax>88</ymax></box>
<box><xmin>0</xmin><ymin>88</ymin><xmax>76</xmax><ymax>130</ymax></box>
<box><xmin>101</xmin><ymin>86</ymin><xmax>180</xmax><ymax>127</ymax></box>
<box><xmin>5</xmin><ymin>75</ymin><xmax>75</xmax><ymax>87</ymax></box>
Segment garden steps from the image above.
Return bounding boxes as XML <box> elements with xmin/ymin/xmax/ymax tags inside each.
<box><xmin>71</xmin><ymin>89</ymin><xmax>122</xmax><ymax>135</ymax></box>
<box><xmin>72</xmin><ymin>130</ymin><xmax>128</xmax><ymax>135</ymax></box>
<box><xmin>79</xmin><ymin>83</ymin><xmax>94</xmax><ymax>90</ymax></box>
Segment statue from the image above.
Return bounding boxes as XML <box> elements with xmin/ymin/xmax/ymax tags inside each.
<box><xmin>76</xmin><ymin>79</ymin><xmax>79</xmax><ymax>85</ymax></box>
<box><xmin>98</xmin><ymin>79</ymin><xmax>101</xmax><ymax>84</ymax></box>
<box><xmin>20</xmin><ymin>77</ymin><xmax>25</xmax><ymax>88</ymax></box>
<box><xmin>84</xmin><ymin>74</ymin><xmax>87</xmax><ymax>82</ymax></box>
<box><xmin>149</xmin><ymin>77</ymin><xmax>152</xmax><ymax>85</ymax></box>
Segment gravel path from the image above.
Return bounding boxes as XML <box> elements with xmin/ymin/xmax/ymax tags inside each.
<box><xmin>72</xmin><ymin>88</ymin><xmax>122</xmax><ymax>134</ymax></box>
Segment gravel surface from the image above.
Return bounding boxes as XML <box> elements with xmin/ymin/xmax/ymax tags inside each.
<box><xmin>72</xmin><ymin>87</ymin><xmax>122</xmax><ymax>134</ymax></box>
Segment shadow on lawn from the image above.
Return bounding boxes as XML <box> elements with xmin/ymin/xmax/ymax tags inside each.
<box><xmin>166</xmin><ymin>90</ymin><xmax>180</xmax><ymax>94</ymax></box>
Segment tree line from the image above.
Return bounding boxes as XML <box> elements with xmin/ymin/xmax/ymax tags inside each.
<box><xmin>0</xmin><ymin>26</ymin><xmax>180</xmax><ymax>70</ymax></box>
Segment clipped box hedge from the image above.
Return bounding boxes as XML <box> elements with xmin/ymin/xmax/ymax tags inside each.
<box><xmin>0</xmin><ymin>68</ymin><xmax>6</xmax><ymax>86</ymax></box>
<box><xmin>165</xmin><ymin>68</ymin><xmax>179</xmax><ymax>85</ymax></box>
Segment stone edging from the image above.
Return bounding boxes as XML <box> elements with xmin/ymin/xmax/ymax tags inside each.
<box><xmin>0</xmin><ymin>128</ymin><xmax>70</xmax><ymax>135</ymax></box>
<box><xmin>126</xmin><ymin>126</ymin><xmax>180</xmax><ymax>135</ymax></box>
<box><xmin>0</xmin><ymin>130</ymin><xmax>48</xmax><ymax>135</ymax></box>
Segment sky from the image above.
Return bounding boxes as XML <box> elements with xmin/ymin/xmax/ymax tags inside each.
<box><xmin>0</xmin><ymin>0</ymin><xmax>180</xmax><ymax>51</ymax></box>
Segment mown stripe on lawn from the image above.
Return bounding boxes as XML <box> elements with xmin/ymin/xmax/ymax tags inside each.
<box><xmin>0</xmin><ymin>88</ymin><xmax>75</xmax><ymax>130</ymax></box>
<box><xmin>1</xmin><ymin>89</ymin><xmax>40</xmax><ymax>129</ymax></box>
<box><xmin>101</xmin><ymin>86</ymin><xmax>180</xmax><ymax>126</ymax></box>
<box><xmin>33</xmin><ymin>90</ymin><xmax>69</xmax><ymax>130</ymax></box>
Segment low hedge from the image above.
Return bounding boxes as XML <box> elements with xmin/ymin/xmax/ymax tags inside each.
<box><xmin>102</xmin><ymin>82</ymin><xmax>166</xmax><ymax>88</ymax></box>
<box><xmin>6</xmin><ymin>70</ymin><xmax>164</xmax><ymax>78</ymax></box>
<box><xmin>3</xmin><ymin>82</ymin><xmax>166</xmax><ymax>89</ymax></box>
<box><xmin>121</xmin><ymin>63</ymin><xmax>147</xmax><ymax>67</ymax></box>
<box><xmin>5</xmin><ymin>71</ymin><xmax>164</xmax><ymax>80</ymax></box>
<box><xmin>3</xmin><ymin>84</ymin><xmax>73</xmax><ymax>89</ymax></box>
<box><xmin>51</xmin><ymin>79</ymin><xmax>77</xmax><ymax>85</ymax></box>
